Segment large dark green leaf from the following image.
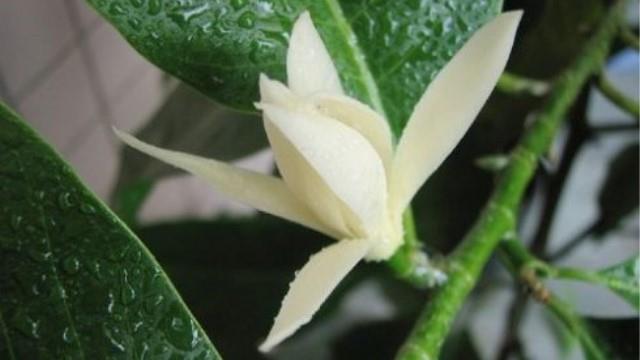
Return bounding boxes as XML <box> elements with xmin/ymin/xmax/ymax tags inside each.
<box><xmin>85</xmin><ymin>0</ymin><xmax>501</xmax><ymax>133</ymax></box>
<box><xmin>597</xmin><ymin>256</ymin><xmax>640</xmax><ymax>310</ymax></box>
<box><xmin>0</xmin><ymin>102</ymin><xmax>220</xmax><ymax>359</ymax></box>
<box><xmin>112</xmin><ymin>83</ymin><xmax>267</xmax><ymax>223</ymax></box>
<box><xmin>137</xmin><ymin>218</ymin><xmax>325</xmax><ymax>359</ymax></box>
<box><xmin>137</xmin><ymin>218</ymin><xmax>425</xmax><ymax>358</ymax></box>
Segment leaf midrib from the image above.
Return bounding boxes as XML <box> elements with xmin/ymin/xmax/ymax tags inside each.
<box><xmin>322</xmin><ymin>0</ymin><xmax>388</xmax><ymax>120</ymax></box>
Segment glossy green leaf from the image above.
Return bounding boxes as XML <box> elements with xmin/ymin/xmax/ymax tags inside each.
<box><xmin>84</xmin><ymin>0</ymin><xmax>501</xmax><ymax>133</ymax></box>
<box><xmin>137</xmin><ymin>218</ymin><xmax>323</xmax><ymax>359</ymax></box>
<box><xmin>0</xmin><ymin>102</ymin><xmax>220</xmax><ymax>359</ymax></box>
<box><xmin>597</xmin><ymin>256</ymin><xmax>640</xmax><ymax>310</ymax></box>
<box><xmin>112</xmin><ymin>83</ymin><xmax>267</xmax><ymax>222</ymax></box>
<box><xmin>137</xmin><ymin>217</ymin><xmax>424</xmax><ymax>358</ymax></box>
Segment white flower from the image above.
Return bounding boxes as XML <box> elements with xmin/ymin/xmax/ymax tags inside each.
<box><xmin>115</xmin><ymin>9</ymin><xmax>521</xmax><ymax>352</ymax></box>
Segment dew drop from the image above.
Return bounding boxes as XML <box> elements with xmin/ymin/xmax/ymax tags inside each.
<box><xmin>11</xmin><ymin>311</ymin><xmax>40</xmax><ymax>339</ymax></box>
<box><xmin>238</xmin><ymin>11</ymin><xmax>256</xmax><ymax>29</ymax></box>
<box><xmin>89</xmin><ymin>260</ymin><xmax>103</xmax><ymax>280</ymax></box>
<box><xmin>79</xmin><ymin>203</ymin><xmax>96</xmax><ymax>215</ymax></box>
<box><xmin>121</xmin><ymin>270</ymin><xmax>137</xmax><ymax>305</ymax></box>
<box><xmin>128</xmin><ymin>18</ymin><xmax>142</xmax><ymax>30</ymax></box>
<box><xmin>108</xmin><ymin>2</ymin><xmax>126</xmax><ymax>16</ymax></box>
<box><xmin>168</xmin><ymin>3</ymin><xmax>210</xmax><ymax>27</ymax></box>
<box><xmin>129</xmin><ymin>0</ymin><xmax>145</xmax><ymax>8</ymax></box>
<box><xmin>144</xmin><ymin>294</ymin><xmax>164</xmax><ymax>313</ymax></box>
<box><xmin>230</xmin><ymin>0</ymin><xmax>247</xmax><ymax>10</ymax></box>
<box><xmin>147</xmin><ymin>0</ymin><xmax>162</xmax><ymax>15</ymax></box>
<box><xmin>164</xmin><ymin>312</ymin><xmax>197</xmax><ymax>350</ymax></box>
<box><xmin>62</xmin><ymin>327</ymin><xmax>73</xmax><ymax>344</ymax></box>
<box><xmin>107</xmin><ymin>291</ymin><xmax>116</xmax><ymax>314</ymax></box>
<box><xmin>57</xmin><ymin>192</ymin><xmax>73</xmax><ymax>211</ymax></box>
<box><xmin>10</xmin><ymin>214</ymin><xmax>22</xmax><ymax>232</ymax></box>
<box><xmin>104</xmin><ymin>326</ymin><xmax>126</xmax><ymax>352</ymax></box>
<box><xmin>139</xmin><ymin>342</ymin><xmax>150</xmax><ymax>359</ymax></box>
<box><xmin>28</xmin><ymin>248</ymin><xmax>51</xmax><ymax>263</ymax></box>
<box><xmin>62</xmin><ymin>257</ymin><xmax>81</xmax><ymax>274</ymax></box>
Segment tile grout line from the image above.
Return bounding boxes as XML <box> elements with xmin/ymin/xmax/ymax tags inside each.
<box><xmin>65</xmin><ymin>1</ymin><xmax>116</xmax><ymax>141</ymax></box>
<box><xmin>13</xmin><ymin>17</ymin><xmax>102</xmax><ymax>104</ymax></box>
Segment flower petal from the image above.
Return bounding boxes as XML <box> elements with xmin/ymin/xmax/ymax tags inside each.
<box><xmin>114</xmin><ymin>128</ymin><xmax>335</xmax><ymax>237</ymax></box>
<box><xmin>259</xmin><ymin>74</ymin><xmax>299</xmax><ymax>108</ymax></box>
<box><xmin>390</xmin><ymin>11</ymin><xmax>522</xmax><ymax>214</ymax></box>
<box><xmin>262</xmin><ymin>103</ymin><xmax>387</xmax><ymax>238</ymax></box>
<box><xmin>263</xmin><ymin>119</ymin><xmax>354</xmax><ymax>236</ymax></box>
<box><xmin>313</xmin><ymin>94</ymin><xmax>394</xmax><ymax>172</ymax></box>
<box><xmin>259</xmin><ymin>239</ymin><xmax>370</xmax><ymax>352</ymax></box>
<box><xmin>287</xmin><ymin>11</ymin><xmax>344</xmax><ymax>97</ymax></box>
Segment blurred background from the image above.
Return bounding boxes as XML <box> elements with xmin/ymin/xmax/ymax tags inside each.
<box><xmin>0</xmin><ymin>0</ymin><xmax>271</xmax><ymax>223</ymax></box>
<box><xmin>0</xmin><ymin>0</ymin><xmax>638</xmax><ymax>359</ymax></box>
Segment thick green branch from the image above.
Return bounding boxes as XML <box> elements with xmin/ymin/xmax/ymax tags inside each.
<box><xmin>596</xmin><ymin>74</ymin><xmax>640</xmax><ymax>118</ymax></box>
<box><xmin>395</xmin><ymin>5</ymin><xmax>621</xmax><ymax>359</ymax></box>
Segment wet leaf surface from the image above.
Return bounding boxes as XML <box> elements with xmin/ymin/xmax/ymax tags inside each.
<box><xmin>0</xmin><ymin>103</ymin><xmax>220</xmax><ymax>359</ymax></box>
<box><xmin>84</xmin><ymin>0</ymin><xmax>501</xmax><ymax>133</ymax></box>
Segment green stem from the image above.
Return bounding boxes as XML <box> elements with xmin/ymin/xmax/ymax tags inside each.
<box><xmin>546</xmin><ymin>296</ymin><xmax>607</xmax><ymax>360</ymax></box>
<box><xmin>497</xmin><ymin>72</ymin><xmax>551</xmax><ymax>96</ymax></box>
<box><xmin>388</xmin><ymin>209</ymin><xmax>446</xmax><ymax>288</ymax></box>
<box><xmin>597</xmin><ymin>74</ymin><xmax>640</xmax><ymax>118</ymax></box>
<box><xmin>498</xmin><ymin>239</ymin><xmax>607</xmax><ymax>359</ymax></box>
<box><xmin>394</xmin><ymin>5</ymin><xmax>621</xmax><ymax>359</ymax></box>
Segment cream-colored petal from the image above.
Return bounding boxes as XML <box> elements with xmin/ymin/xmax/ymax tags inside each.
<box><xmin>264</xmin><ymin>118</ymin><xmax>353</xmax><ymax>237</ymax></box>
<box><xmin>390</xmin><ymin>11</ymin><xmax>522</xmax><ymax>214</ymax></box>
<box><xmin>258</xmin><ymin>74</ymin><xmax>299</xmax><ymax>107</ymax></box>
<box><xmin>313</xmin><ymin>94</ymin><xmax>394</xmax><ymax>172</ymax></box>
<box><xmin>287</xmin><ymin>11</ymin><xmax>344</xmax><ymax>97</ymax></box>
<box><xmin>114</xmin><ymin>128</ymin><xmax>335</xmax><ymax>237</ymax></box>
<box><xmin>262</xmin><ymin>104</ymin><xmax>387</xmax><ymax>238</ymax></box>
<box><xmin>259</xmin><ymin>239</ymin><xmax>370</xmax><ymax>352</ymax></box>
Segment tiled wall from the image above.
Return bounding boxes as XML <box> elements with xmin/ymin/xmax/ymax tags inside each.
<box><xmin>0</xmin><ymin>0</ymin><xmax>271</xmax><ymax>221</ymax></box>
<box><xmin>0</xmin><ymin>0</ymin><xmax>169</xmax><ymax>199</ymax></box>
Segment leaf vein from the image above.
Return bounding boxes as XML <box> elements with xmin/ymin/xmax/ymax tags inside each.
<box><xmin>322</xmin><ymin>0</ymin><xmax>388</xmax><ymax>119</ymax></box>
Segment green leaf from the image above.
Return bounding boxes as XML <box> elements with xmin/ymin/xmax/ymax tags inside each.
<box><xmin>112</xmin><ymin>83</ymin><xmax>267</xmax><ymax>222</ymax></box>
<box><xmin>597</xmin><ymin>256</ymin><xmax>640</xmax><ymax>310</ymax></box>
<box><xmin>0</xmin><ymin>102</ymin><xmax>220</xmax><ymax>359</ymax></box>
<box><xmin>586</xmin><ymin>317</ymin><xmax>639</xmax><ymax>360</ymax></box>
<box><xmin>84</xmin><ymin>0</ymin><xmax>501</xmax><ymax>133</ymax></box>
<box><xmin>136</xmin><ymin>218</ymin><xmax>335</xmax><ymax>358</ymax></box>
<box><xmin>592</xmin><ymin>143</ymin><xmax>639</xmax><ymax>237</ymax></box>
<box><xmin>332</xmin><ymin>319</ymin><xmax>413</xmax><ymax>360</ymax></box>
<box><xmin>136</xmin><ymin>217</ymin><xmax>425</xmax><ymax>357</ymax></box>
